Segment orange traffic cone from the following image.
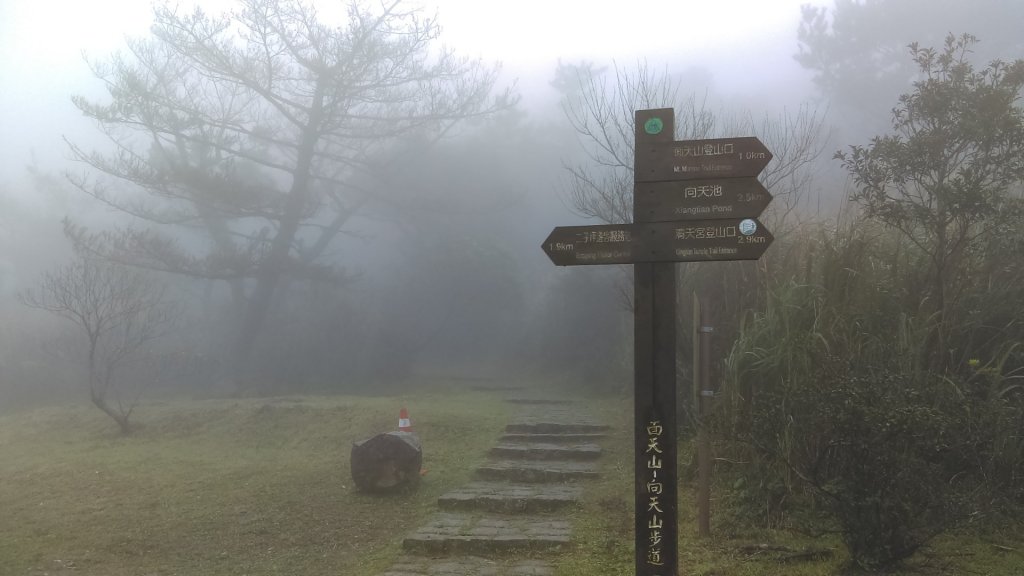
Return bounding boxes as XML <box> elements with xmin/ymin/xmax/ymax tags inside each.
<box><xmin>398</xmin><ymin>408</ymin><xmax>412</xmax><ymax>432</ymax></box>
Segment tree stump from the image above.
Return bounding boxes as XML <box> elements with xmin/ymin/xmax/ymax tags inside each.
<box><xmin>350</xmin><ymin>431</ymin><xmax>423</xmax><ymax>492</ymax></box>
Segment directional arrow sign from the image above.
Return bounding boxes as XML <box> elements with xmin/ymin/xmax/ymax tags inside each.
<box><xmin>635</xmin><ymin>137</ymin><xmax>772</xmax><ymax>182</ymax></box>
<box><xmin>541</xmin><ymin>218</ymin><xmax>774</xmax><ymax>266</ymax></box>
<box><xmin>634</xmin><ymin>178</ymin><xmax>773</xmax><ymax>223</ymax></box>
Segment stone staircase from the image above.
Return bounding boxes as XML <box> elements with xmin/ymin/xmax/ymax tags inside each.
<box><xmin>380</xmin><ymin>398</ymin><xmax>609</xmax><ymax>576</ymax></box>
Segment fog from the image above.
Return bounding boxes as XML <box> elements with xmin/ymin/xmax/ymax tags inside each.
<box><xmin>1</xmin><ymin>0</ymin><xmax>1021</xmax><ymax>410</ymax></box>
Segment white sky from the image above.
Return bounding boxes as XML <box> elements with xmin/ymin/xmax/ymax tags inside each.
<box><xmin>0</xmin><ymin>0</ymin><xmax>828</xmax><ymax>189</ymax></box>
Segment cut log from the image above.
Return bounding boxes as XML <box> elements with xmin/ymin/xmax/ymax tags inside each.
<box><xmin>351</xmin><ymin>431</ymin><xmax>422</xmax><ymax>492</ymax></box>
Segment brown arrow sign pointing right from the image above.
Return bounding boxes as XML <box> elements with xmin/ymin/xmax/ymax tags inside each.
<box><xmin>634</xmin><ymin>177</ymin><xmax>773</xmax><ymax>223</ymax></box>
<box><xmin>635</xmin><ymin>136</ymin><xmax>772</xmax><ymax>182</ymax></box>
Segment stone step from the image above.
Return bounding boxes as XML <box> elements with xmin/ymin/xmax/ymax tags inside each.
<box><xmin>402</xmin><ymin>513</ymin><xmax>571</xmax><ymax>556</ymax></box>
<box><xmin>381</xmin><ymin>555</ymin><xmax>553</xmax><ymax>576</ymax></box>
<box><xmin>504</xmin><ymin>398</ymin><xmax>572</xmax><ymax>405</ymax></box>
<box><xmin>490</xmin><ymin>442</ymin><xmax>601</xmax><ymax>461</ymax></box>
<box><xmin>477</xmin><ymin>460</ymin><xmax>600</xmax><ymax>483</ymax></box>
<box><xmin>437</xmin><ymin>482</ymin><xmax>581</xmax><ymax>513</ymax></box>
<box><xmin>470</xmin><ymin>385</ymin><xmax>525</xmax><ymax>392</ymax></box>
<box><xmin>500</xmin><ymin>432</ymin><xmax>607</xmax><ymax>443</ymax></box>
<box><xmin>505</xmin><ymin>419</ymin><xmax>610</xmax><ymax>435</ymax></box>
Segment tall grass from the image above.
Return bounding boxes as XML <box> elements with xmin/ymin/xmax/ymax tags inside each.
<box><xmin>696</xmin><ymin>209</ymin><xmax>1024</xmax><ymax>569</ymax></box>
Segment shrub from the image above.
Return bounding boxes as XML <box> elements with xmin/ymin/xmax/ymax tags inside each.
<box><xmin>811</xmin><ymin>368</ymin><xmax>967</xmax><ymax>571</ymax></box>
<box><xmin>715</xmin><ymin>220</ymin><xmax>1024</xmax><ymax>570</ymax></box>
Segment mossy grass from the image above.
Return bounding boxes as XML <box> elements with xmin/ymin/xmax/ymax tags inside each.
<box><xmin>0</xmin><ymin>392</ymin><xmax>509</xmax><ymax>575</ymax></box>
<box><xmin>2</xmin><ymin>388</ymin><xmax>1020</xmax><ymax>575</ymax></box>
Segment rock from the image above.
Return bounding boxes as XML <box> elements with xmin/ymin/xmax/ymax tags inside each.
<box><xmin>351</xmin><ymin>431</ymin><xmax>422</xmax><ymax>492</ymax></box>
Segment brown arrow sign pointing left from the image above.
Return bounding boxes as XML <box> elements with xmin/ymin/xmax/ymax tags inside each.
<box><xmin>541</xmin><ymin>219</ymin><xmax>774</xmax><ymax>266</ymax></box>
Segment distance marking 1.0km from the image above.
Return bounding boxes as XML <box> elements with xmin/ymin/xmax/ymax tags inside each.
<box><xmin>635</xmin><ymin>137</ymin><xmax>773</xmax><ymax>182</ymax></box>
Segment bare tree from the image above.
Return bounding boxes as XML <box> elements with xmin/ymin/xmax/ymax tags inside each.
<box><xmin>559</xmin><ymin>60</ymin><xmax>826</xmax><ymax>229</ymax></box>
<box><xmin>64</xmin><ymin>0</ymin><xmax>515</xmax><ymax>385</ymax></box>
<box><xmin>559</xmin><ymin>60</ymin><xmax>712</xmax><ymax>224</ymax></box>
<box><xmin>20</xmin><ymin>258</ymin><xmax>175</xmax><ymax>433</ymax></box>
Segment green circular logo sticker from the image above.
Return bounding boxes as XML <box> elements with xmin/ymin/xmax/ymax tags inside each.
<box><xmin>644</xmin><ymin>117</ymin><xmax>664</xmax><ymax>135</ymax></box>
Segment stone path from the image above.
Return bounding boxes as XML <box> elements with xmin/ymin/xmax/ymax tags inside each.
<box><xmin>437</xmin><ymin>482</ymin><xmax>582</xmax><ymax>513</ymax></box>
<box><xmin>379</xmin><ymin>398</ymin><xmax>609</xmax><ymax>576</ymax></box>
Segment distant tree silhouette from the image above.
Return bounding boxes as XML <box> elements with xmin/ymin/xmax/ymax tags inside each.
<box><xmin>65</xmin><ymin>0</ymin><xmax>514</xmax><ymax>388</ymax></box>
<box><xmin>796</xmin><ymin>0</ymin><xmax>1024</xmax><ymax>135</ymax></box>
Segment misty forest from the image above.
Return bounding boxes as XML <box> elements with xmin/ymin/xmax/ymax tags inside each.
<box><xmin>1</xmin><ymin>0</ymin><xmax>1023</xmax><ymax>574</ymax></box>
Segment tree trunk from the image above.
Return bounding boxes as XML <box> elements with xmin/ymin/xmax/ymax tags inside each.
<box><xmin>229</xmin><ymin>81</ymin><xmax>327</xmax><ymax>386</ymax></box>
<box><xmin>929</xmin><ymin>195</ymin><xmax>950</xmax><ymax>374</ymax></box>
<box><xmin>90</xmin><ymin>388</ymin><xmax>132</xmax><ymax>435</ymax></box>
<box><xmin>86</xmin><ymin>335</ymin><xmax>131</xmax><ymax>433</ymax></box>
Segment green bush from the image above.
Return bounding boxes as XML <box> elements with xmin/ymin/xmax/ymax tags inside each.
<box><xmin>811</xmin><ymin>368</ymin><xmax>966</xmax><ymax>570</ymax></box>
<box><xmin>714</xmin><ymin>219</ymin><xmax>1024</xmax><ymax>571</ymax></box>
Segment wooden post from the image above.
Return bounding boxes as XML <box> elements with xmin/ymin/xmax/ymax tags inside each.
<box><xmin>697</xmin><ymin>296</ymin><xmax>713</xmax><ymax>537</ymax></box>
<box><xmin>692</xmin><ymin>293</ymin><xmax>700</xmax><ymax>429</ymax></box>
<box><xmin>634</xmin><ymin>109</ymin><xmax>678</xmax><ymax>576</ymax></box>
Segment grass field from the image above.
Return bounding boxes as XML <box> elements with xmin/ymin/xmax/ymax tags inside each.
<box><xmin>1</xmin><ymin>383</ymin><xmax>1021</xmax><ymax>575</ymax></box>
<box><xmin>0</xmin><ymin>388</ymin><xmax>511</xmax><ymax>575</ymax></box>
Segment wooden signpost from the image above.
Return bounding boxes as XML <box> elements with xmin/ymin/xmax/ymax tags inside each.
<box><xmin>542</xmin><ymin>108</ymin><xmax>774</xmax><ymax>576</ymax></box>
